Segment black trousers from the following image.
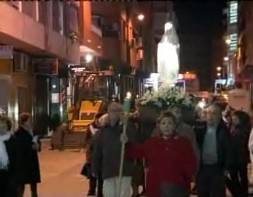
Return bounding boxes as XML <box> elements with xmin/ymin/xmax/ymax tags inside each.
<box><xmin>225</xmin><ymin>164</ymin><xmax>248</xmax><ymax>197</ymax></box>
<box><xmin>0</xmin><ymin>170</ymin><xmax>17</xmax><ymax>197</ymax></box>
<box><xmin>17</xmin><ymin>183</ymin><xmax>38</xmax><ymax>197</ymax></box>
<box><xmin>88</xmin><ymin>175</ymin><xmax>103</xmax><ymax>196</ymax></box>
<box><xmin>0</xmin><ymin>170</ymin><xmax>9</xmax><ymax>197</ymax></box>
<box><xmin>196</xmin><ymin>165</ymin><xmax>226</xmax><ymax>197</ymax></box>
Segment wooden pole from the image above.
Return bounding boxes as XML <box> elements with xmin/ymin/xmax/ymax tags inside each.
<box><xmin>118</xmin><ymin>113</ymin><xmax>128</xmax><ymax>197</ymax></box>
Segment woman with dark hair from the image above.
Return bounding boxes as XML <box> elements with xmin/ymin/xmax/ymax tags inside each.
<box><xmin>0</xmin><ymin>115</ymin><xmax>17</xmax><ymax>197</ymax></box>
<box><xmin>14</xmin><ymin>112</ymin><xmax>41</xmax><ymax>197</ymax></box>
<box><xmin>226</xmin><ymin>110</ymin><xmax>251</xmax><ymax>197</ymax></box>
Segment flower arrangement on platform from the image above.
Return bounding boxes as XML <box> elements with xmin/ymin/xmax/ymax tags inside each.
<box><xmin>139</xmin><ymin>86</ymin><xmax>196</xmax><ymax>111</ymax></box>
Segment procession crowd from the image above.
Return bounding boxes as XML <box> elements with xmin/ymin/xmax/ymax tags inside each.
<box><xmin>83</xmin><ymin>101</ymin><xmax>253</xmax><ymax>197</ymax></box>
<box><xmin>1</xmin><ymin>100</ymin><xmax>253</xmax><ymax>197</ymax></box>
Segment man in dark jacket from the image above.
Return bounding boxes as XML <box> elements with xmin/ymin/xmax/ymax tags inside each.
<box><xmin>84</xmin><ymin>113</ymin><xmax>104</xmax><ymax>197</ymax></box>
<box><xmin>195</xmin><ymin>103</ymin><xmax>229</xmax><ymax>197</ymax></box>
<box><xmin>92</xmin><ymin>102</ymin><xmax>137</xmax><ymax>197</ymax></box>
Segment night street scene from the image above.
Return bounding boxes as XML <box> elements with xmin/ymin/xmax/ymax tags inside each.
<box><xmin>1</xmin><ymin>1</ymin><xmax>253</xmax><ymax>197</ymax></box>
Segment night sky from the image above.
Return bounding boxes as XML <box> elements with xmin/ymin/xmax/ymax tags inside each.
<box><xmin>174</xmin><ymin>1</ymin><xmax>225</xmax><ymax>90</ymax></box>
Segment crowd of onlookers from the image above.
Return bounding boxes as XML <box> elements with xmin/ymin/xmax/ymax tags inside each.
<box><xmin>82</xmin><ymin>100</ymin><xmax>253</xmax><ymax>197</ymax></box>
<box><xmin>0</xmin><ymin>112</ymin><xmax>41</xmax><ymax>197</ymax></box>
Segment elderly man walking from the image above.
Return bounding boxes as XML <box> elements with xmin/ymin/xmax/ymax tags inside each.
<box><xmin>195</xmin><ymin>103</ymin><xmax>229</xmax><ymax>197</ymax></box>
<box><xmin>92</xmin><ymin>102</ymin><xmax>137</xmax><ymax>197</ymax></box>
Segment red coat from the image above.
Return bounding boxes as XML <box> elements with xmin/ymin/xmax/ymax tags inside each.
<box><xmin>127</xmin><ymin>136</ymin><xmax>197</xmax><ymax>197</ymax></box>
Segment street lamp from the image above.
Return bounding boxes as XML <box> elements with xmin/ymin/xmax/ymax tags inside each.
<box><xmin>223</xmin><ymin>56</ymin><xmax>229</xmax><ymax>61</ymax></box>
<box><xmin>137</xmin><ymin>13</ymin><xmax>144</xmax><ymax>21</ymax></box>
<box><xmin>85</xmin><ymin>54</ymin><xmax>93</xmax><ymax>63</ymax></box>
<box><xmin>216</xmin><ymin>67</ymin><xmax>222</xmax><ymax>71</ymax></box>
<box><xmin>225</xmin><ymin>38</ymin><xmax>231</xmax><ymax>45</ymax></box>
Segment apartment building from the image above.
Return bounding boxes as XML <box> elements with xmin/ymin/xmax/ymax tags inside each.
<box><xmin>89</xmin><ymin>1</ymin><xmax>149</xmax><ymax>99</ymax></box>
<box><xmin>0</xmin><ymin>1</ymin><xmax>80</xmax><ymax>133</ymax></box>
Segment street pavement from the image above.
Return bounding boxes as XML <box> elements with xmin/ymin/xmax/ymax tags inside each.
<box><xmin>24</xmin><ymin>139</ymin><xmax>88</xmax><ymax>197</ymax></box>
<box><xmin>23</xmin><ymin>139</ymin><xmax>253</xmax><ymax>197</ymax></box>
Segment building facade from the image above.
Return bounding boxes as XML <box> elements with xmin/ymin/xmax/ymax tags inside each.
<box><xmin>90</xmin><ymin>1</ymin><xmax>151</xmax><ymax>99</ymax></box>
<box><xmin>0</xmin><ymin>1</ymin><xmax>80</xmax><ymax>133</ymax></box>
<box><xmin>89</xmin><ymin>1</ymin><xmax>177</xmax><ymax>98</ymax></box>
<box><xmin>222</xmin><ymin>1</ymin><xmax>239</xmax><ymax>86</ymax></box>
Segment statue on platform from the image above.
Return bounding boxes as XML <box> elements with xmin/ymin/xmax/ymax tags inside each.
<box><xmin>157</xmin><ymin>22</ymin><xmax>179</xmax><ymax>87</ymax></box>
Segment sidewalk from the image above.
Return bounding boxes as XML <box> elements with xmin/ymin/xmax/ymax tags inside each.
<box><xmin>24</xmin><ymin>139</ymin><xmax>88</xmax><ymax>197</ymax></box>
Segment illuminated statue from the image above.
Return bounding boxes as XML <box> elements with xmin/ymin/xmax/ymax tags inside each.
<box><xmin>157</xmin><ymin>22</ymin><xmax>179</xmax><ymax>87</ymax></box>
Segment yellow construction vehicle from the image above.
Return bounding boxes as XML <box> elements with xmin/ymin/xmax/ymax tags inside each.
<box><xmin>67</xmin><ymin>66</ymin><xmax>115</xmax><ymax>132</ymax></box>
<box><xmin>68</xmin><ymin>100</ymin><xmax>104</xmax><ymax>132</ymax></box>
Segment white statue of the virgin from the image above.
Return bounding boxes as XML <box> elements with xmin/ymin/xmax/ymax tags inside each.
<box><xmin>157</xmin><ymin>22</ymin><xmax>180</xmax><ymax>87</ymax></box>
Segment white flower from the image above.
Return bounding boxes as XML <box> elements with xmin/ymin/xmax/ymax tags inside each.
<box><xmin>140</xmin><ymin>87</ymin><xmax>195</xmax><ymax>108</ymax></box>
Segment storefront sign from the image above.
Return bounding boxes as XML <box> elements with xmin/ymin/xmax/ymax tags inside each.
<box><xmin>0</xmin><ymin>45</ymin><xmax>13</xmax><ymax>59</ymax></box>
<box><xmin>34</xmin><ymin>58</ymin><xmax>58</xmax><ymax>75</ymax></box>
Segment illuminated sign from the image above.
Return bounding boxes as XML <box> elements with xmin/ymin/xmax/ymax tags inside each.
<box><xmin>229</xmin><ymin>33</ymin><xmax>238</xmax><ymax>51</ymax></box>
<box><xmin>229</xmin><ymin>1</ymin><xmax>238</xmax><ymax>24</ymax></box>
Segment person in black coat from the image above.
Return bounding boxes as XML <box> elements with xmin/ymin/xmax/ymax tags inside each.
<box><xmin>83</xmin><ymin>113</ymin><xmax>104</xmax><ymax>197</ymax></box>
<box><xmin>0</xmin><ymin>115</ymin><xmax>17</xmax><ymax>197</ymax></box>
<box><xmin>15</xmin><ymin>112</ymin><xmax>41</xmax><ymax>197</ymax></box>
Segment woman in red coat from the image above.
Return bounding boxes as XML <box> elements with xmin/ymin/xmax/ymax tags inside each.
<box><xmin>123</xmin><ymin>111</ymin><xmax>197</xmax><ymax>197</ymax></box>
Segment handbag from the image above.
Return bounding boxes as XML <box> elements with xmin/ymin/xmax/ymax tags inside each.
<box><xmin>80</xmin><ymin>162</ymin><xmax>92</xmax><ymax>178</ymax></box>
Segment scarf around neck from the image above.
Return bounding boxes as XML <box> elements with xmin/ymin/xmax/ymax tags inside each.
<box><xmin>0</xmin><ymin>133</ymin><xmax>11</xmax><ymax>170</ymax></box>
